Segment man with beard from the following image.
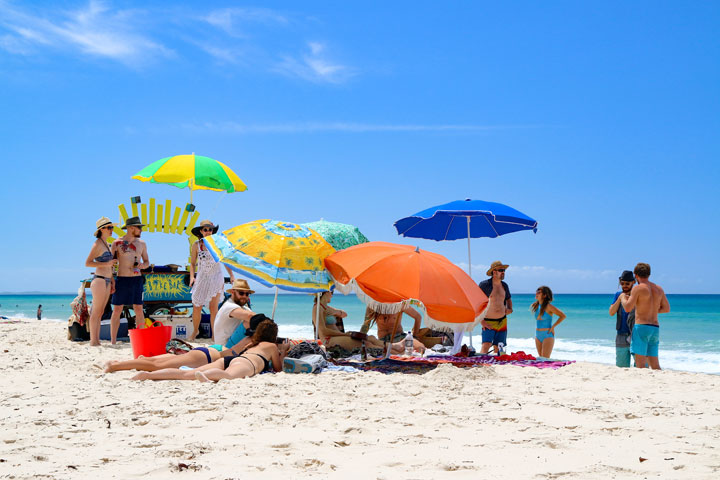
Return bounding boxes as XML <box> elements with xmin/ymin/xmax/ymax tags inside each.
<box><xmin>609</xmin><ymin>270</ymin><xmax>636</xmax><ymax>367</ymax></box>
<box><xmin>213</xmin><ymin>279</ymin><xmax>257</xmax><ymax>350</ymax></box>
<box><xmin>478</xmin><ymin>261</ymin><xmax>513</xmax><ymax>354</ymax></box>
<box><xmin>109</xmin><ymin>216</ymin><xmax>150</xmax><ymax>344</ymax></box>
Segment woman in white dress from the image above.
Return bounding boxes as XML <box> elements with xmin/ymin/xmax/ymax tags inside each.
<box><xmin>189</xmin><ymin>220</ymin><xmax>234</xmax><ymax>340</ymax></box>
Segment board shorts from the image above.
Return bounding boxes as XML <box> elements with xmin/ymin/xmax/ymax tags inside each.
<box><xmin>482</xmin><ymin>316</ymin><xmax>508</xmax><ymax>346</ymax></box>
<box><xmin>630</xmin><ymin>324</ymin><xmax>659</xmax><ymax>357</ymax></box>
<box><xmin>111</xmin><ymin>276</ymin><xmax>144</xmax><ymax>306</ymax></box>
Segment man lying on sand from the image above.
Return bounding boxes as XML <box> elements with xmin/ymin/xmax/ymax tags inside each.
<box><xmin>132</xmin><ymin>320</ymin><xmax>289</xmax><ymax>382</ymax></box>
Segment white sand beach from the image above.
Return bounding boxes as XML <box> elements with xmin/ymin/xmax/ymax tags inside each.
<box><xmin>1</xmin><ymin>319</ymin><xmax>719</xmax><ymax>479</ymax></box>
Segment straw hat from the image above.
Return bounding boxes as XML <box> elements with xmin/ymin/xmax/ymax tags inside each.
<box><xmin>191</xmin><ymin>220</ymin><xmax>219</xmax><ymax>238</ymax></box>
<box><xmin>122</xmin><ymin>216</ymin><xmax>146</xmax><ymax>230</ymax></box>
<box><xmin>94</xmin><ymin>216</ymin><xmax>117</xmax><ymax>235</ymax></box>
<box><xmin>226</xmin><ymin>278</ymin><xmax>255</xmax><ymax>294</ymax></box>
<box><xmin>486</xmin><ymin>260</ymin><xmax>509</xmax><ymax>276</ymax></box>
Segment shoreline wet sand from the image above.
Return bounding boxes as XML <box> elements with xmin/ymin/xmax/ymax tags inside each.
<box><xmin>1</xmin><ymin>319</ymin><xmax>719</xmax><ymax>479</ymax></box>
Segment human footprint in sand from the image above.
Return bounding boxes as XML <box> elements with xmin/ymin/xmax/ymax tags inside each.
<box><xmin>132</xmin><ymin>320</ymin><xmax>287</xmax><ymax>382</ymax></box>
<box><xmin>531</xmin><ymin>286</ymin><xmax>566</xmax><ymax>358</ymax></box>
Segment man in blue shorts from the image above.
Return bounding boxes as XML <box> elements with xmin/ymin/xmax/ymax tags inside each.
<box><xmin>620</xmin><ymin>263</ymin><xmax>670</xmax><ymax>370</ymax></box>
<box><xmin>609</xmin><ymin>270</ymin><xmax>635</xmax><ymax>367</ymax></box>
<box><xmin>478</xmin><ymin>261</ymin><xmax>513</xmax><ymax>354</ymax></box>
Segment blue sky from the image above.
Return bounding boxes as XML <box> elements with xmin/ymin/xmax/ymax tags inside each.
<box><xmin>1</xmin><ymin>0</ymin><xmax>718</xmax><ymax>294</ymax></box>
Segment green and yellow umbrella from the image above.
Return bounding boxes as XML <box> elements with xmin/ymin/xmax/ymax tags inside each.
<box><xmin>132</xmin><ymin>153</ymin><xmax>247</xmax><ymax>203</ymax></box>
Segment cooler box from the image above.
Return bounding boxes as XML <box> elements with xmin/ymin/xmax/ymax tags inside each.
<box><xmin>199</xmin><ymin>313</ymin><xmax>212</xmax><ymax>339</ymax></box>
<box><xmin>149</xmin><ymin>315</ymin><xmax>193</xmax><ymax>340</ymax></box>
<box><xmin>100</xmin><ymin>318</ymin><xmax>129</xmax><ymax>341</ymax></box>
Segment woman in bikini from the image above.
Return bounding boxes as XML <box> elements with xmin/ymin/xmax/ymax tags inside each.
<box><xmin>131</xmin><ymin>320</ymin><xmax>287</xmax><ymax>381</ymax></box>
<box><xmin>312</xmin><ymin>291</ymin><xmax>405</xmax><ymax>353</ymax></box>
<box><xmin>188</xmin><ymin>220</ymin><xmax>235</xmax><ymax>340</ymax></box>
<box><xmin>532</xmin><ymin>286</ymin><xmax>567</xmax><ymax>358</ymax></box>
<box><xmin>84</xmin><ymin>217</ymin><xmax>118</xmax><ymax>346</ymax></box>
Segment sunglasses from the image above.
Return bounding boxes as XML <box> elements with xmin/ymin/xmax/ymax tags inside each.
<box><xmin>495</xmin><ymin>269</ymin><xmax>506</xmax><ymax>273</ymax></box>
<box><xmin>236</xmin><ymin>291</ymin><xmax>250</xmax><ymax>296</ymax></box>
<box><xmin>202</xmin><ymin>228</ymin><xmax>213</xmax><ymax>232</ymax></box>
<box><xmin>102</xmin><ymin>226</ymin><xmax>114</xmax><ymax>230</ymax></box>
<box><xmin>620</xmin><ymin>281</ymin><xmax>634</xmax><ymax>286</ymax></box>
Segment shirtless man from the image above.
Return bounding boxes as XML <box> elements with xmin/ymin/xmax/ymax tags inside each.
<box><xmin>361</xmin><ymin>306</ymin><xmax>426</xmax><ymax>352</ymax></box>
<box><xmin>478</xmin><ymin>261</ymin><xmax>513</xmax><ymax>354</ymax></box>
<box><xmin>109</xmin><ymin>217</ymin><xmax>150</xmax><ymax>344</ymax></box>
<box><xmin>620</xmin><ymin>263</ymin><xmax>670</xmax><ymax>370</ymax></box>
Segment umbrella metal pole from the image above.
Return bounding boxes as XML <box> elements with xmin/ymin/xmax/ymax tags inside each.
<box><xmin>466</xmin><ymin>216</ymin><xmax>473</xmax><ymax>348</ymax></box>
<box><xmin>314</xmin><ymin>293</ymin><xmax>320</xmax><ymax>340</ymax></box>
<box><xmin>271</xmin><ymin>286</ymin><xmax>279</xmax><ymax>319</ymax></box>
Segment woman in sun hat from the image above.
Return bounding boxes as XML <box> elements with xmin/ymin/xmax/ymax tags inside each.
<box><xmin>189</xmin><ymin>220</ymin><xmax>235</xmax><ymax>340</ymax></box>
<box><xmin>84</xmin><ymin>217</ymin><xmax>118</xmax><ymax>346</ymax></box>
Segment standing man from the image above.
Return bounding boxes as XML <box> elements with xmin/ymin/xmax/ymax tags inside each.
<box><xmin>37</xmin><ymin>304</ymin><xmax>42</xmax><ymax>320</ymax></box>
<box><xmin>109</xmin><ymin>217</ymin><xmax>150</xmax><ymax>344</ymax></box>
<box><xmin>609</xmin><ymin>270</ymin><xmax>636</xmax><ymax>367</ymax></box>
<box><xmin>620</xmin><ymin>263</ymin><xmax>670</xmax><ymax>370</ymax></box>
<box><xmin>478</xmin><ymin>261</ymin><xmax>513</xmax><ymax>354</ymax></box>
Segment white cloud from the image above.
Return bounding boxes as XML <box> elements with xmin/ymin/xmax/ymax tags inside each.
<box><xmin>204</xmin><ymin>7</ymin><xmax>288</xmax><ymax>36</ymax></box>
<box><xmin>0</xmin><ymin>0</ymin><xmax>172</xmax><ymax>66</ymax></box>
<box><xmin>275</xmin><ymin>41</ymin><xmax>354</xmax><ymax>84</ymax></box>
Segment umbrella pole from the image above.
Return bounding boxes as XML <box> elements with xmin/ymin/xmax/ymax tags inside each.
<box><xmin>314</xmin><ymin>293</ymin><xmax>320</xmax><ymax>340</ymax></box>
<box><xmin>466</xmin><ymin>216</ymin><xmax>473</xmax><ymax>348</ymax></box>
<box><xmin>271</xmin><ymin>286</ymin><xmax>279</xmax><ymax>319</ymax></box>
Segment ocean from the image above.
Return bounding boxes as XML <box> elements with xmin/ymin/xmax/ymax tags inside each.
<box><xmin>3</xmin><ymin>293</ymin><xmax>719</xmax><ymax>375</ymax></box>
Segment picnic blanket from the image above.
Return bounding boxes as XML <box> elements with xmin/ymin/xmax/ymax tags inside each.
<box><xmin>334</xmin><ymin>351</ymin><xmax>574</xmax><ymax>374</ymax></box>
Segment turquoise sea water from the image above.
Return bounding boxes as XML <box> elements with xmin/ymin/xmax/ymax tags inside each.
<box><xmin>2</xmin><ymin>293</ymin><xmax>719</xmax><ymax>374</ymax></box>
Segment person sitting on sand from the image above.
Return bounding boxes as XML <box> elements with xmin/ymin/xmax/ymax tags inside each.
<box><xmin>312</xmin><ymin>291</ymin><xmax>406</xmax><ymax>354</ymax></box>
<box><xmin>104</xmin><ymin>314</ymin><xmax>273</xmax><ymax>373</ymax></box>
<box><xmin>213</xmin><ymin>279</ymin><xmax>257</xmax><ymax>348</ymax></box>
<box><xmin>532</xmin><ymin>286</ymin><xmax>566</xmax><ymax>358</ymax></box>
<box><xmin>361</xmin><ymin>306</ymin><xmax>426</xmax><ymax>353</ymax></box>
<box><xmin>132</xmin><ymin>320</ymin><xmax>289</xmax><ymax>382</ymax></box>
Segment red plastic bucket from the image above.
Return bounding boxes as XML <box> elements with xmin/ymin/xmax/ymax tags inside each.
<box><xmin>129</xmin><ymin>323</ymin><xmax>172</xmax><ymax>358</ymax></box>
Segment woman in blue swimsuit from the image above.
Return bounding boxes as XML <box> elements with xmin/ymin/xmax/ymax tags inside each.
<box><xmin>532</xmin><ymin>286</ymin><xmax>566</xmax><ymax>358</ymax></box>
<box><xmin>84</xmin><ymin>217</ymin><xmax>118</xmax><ymax>346</ymax></box>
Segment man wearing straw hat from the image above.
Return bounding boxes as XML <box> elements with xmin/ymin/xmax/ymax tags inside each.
<box><xmin>213</xmin><ymin>279</ymin><xmax>257</xmax><ymax>348</ymax></box>
<box><xmin>478</xmin><ymin>261</ymin><xmax>513</xmax><ymax>354</ymax></box>
<box><xmin>109</xmin><ymin>216</ymin><xmax>150</xmax><ymax>344</ymax></box>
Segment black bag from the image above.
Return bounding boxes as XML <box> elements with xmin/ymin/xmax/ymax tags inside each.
<box><xmin>68</xmin><ymin>322</ymin><xmax>90</xmax><ymax>342</ymax></box>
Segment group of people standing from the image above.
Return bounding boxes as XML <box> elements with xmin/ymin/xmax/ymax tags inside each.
<box><xmin>85</xmin><ymin>216</ymin><xmax>232</xmax><ymax>346</ymax></box>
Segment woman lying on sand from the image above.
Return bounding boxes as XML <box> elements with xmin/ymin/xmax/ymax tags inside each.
<box><xmin>313</xmin><ymin>291</ymin><xmax>405</xmax><ymax>353</ymax></box>
<box><xmin>132</xmin><ymin>320</ymin><xmax>287</xmax><ymax>382</ymax></box>
<box><xmin>105</xmin><ymin>314</ymin><xmax>273</xmax><ymax>373</ymax></box>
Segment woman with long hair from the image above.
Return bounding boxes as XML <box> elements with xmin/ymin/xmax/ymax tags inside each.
<box><xmin>531</xmin><ymin>286</ymin><xmax>566</xmax><ymax>358</ymax></box>
<box><xmin>84</xmin><ymin>217</ymin><xmax>118</xmax><ymax>346</ymax></box>
<box><xmin>131</xmin><ymin>320</ymin><xmax>288</xmax><ymax>381</ymax></box>
<box><xmin>188</xmin><ymin>220</ymin><xmax>235</xmax><ymax>340</ymax></box>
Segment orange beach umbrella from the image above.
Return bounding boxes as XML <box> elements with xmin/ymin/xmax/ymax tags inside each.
<box><xmin>324</xmin><ymin>241</ymin><xmax>488</xmax><ymax>330</ymax></box>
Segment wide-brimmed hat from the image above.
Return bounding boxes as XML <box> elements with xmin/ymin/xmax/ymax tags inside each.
<box><xmin>226</xmin><ymin>278</ymin><xmax>255</xmax><ymax>294</ymax></box>
<box><xmin>191</xmin><ymin>220</ymin><xmax>219</xmax><ymax>238</ymax></box>
<box><xmin>122</xmin><ymin>216</ymin><xmax>146</xmax><ymax>230</ymax></box>
<box><xmin>619</xmin><ymin>270</ymin><xmax>635</xmax><ymax>282</ymax></box>
<box><xmin>486</xmin><ymin>260</ymin><xmax>509</xmax><ymax>276</ymax></box>
<box><xmin>94</xmin><ymin>216</ymin><xmax>117</xmax><ymax>235</ymax></box>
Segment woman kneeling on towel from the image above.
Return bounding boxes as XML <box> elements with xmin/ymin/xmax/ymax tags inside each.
<box><xmin>313</xmin><ymin>291</ymin><xmax>405</xmax><ymax>354</ymax></box>
<box><xmin>132</xmin><ymin>320</ymin><xmax>288</xmax><ymax>382</ymax></box>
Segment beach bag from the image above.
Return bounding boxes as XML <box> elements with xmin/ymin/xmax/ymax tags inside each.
<box><xmin>166</xmin><ymin>338</ymin><xmax>194</xmax><ymax>355</ymax></box>
<box><xmin>68</xmin><ymin>320</ymin><xmax>90</xmax><ymax>341</ymax></box>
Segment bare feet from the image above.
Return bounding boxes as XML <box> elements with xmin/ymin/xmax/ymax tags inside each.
<box><xmin>131</xmin><ymin>372</ymin><xmax>150</xmax><ymax>381</ymax></box>
<box><xmin>103</xmin><ymin>361</ymin><xmax>119</xmax><ymax>373</ymax></box>
<box><xmin>195</xmin><ymin>371</ymin><xmax>212</xmax><ymax>383</ymax></box>
<box><xmin>90</xmin><ymin>341</ymin><xmax>101</xmax><ymax>347</ymax></box>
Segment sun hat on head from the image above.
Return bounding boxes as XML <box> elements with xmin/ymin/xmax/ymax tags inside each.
<box><xmin>94</xmin><ymin>216</ymin><xmax>117</xmax><ymax>235</ymax></box>
<box><xmin>121</xmin><ymin>216</ymin><xmax>146</xmax><ymax>230</ymax></box>
<box><xmin>486</xmin><ymin>260</ymin><xmax>509</xmax><ymax>276</ymax></box>
<box><xmin>619</xmin><ymin>270</ymin><xmax>635</xmax><ymax>282</ymax></box>
<box><xmin>191</xmin><ymin>220</ymin><xmax>219</xmax><ymax>238</ymax></box>
<box><xmin>226</xmin><ymin>278</ymin><xmax>255</xmax><ymax>294</ymax></box>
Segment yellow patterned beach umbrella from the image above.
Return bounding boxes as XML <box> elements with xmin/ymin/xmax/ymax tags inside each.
<box><xmin>203</xmin><ymin>219</ymin><xmax>336</xmax><ymax>316</ymax></box>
